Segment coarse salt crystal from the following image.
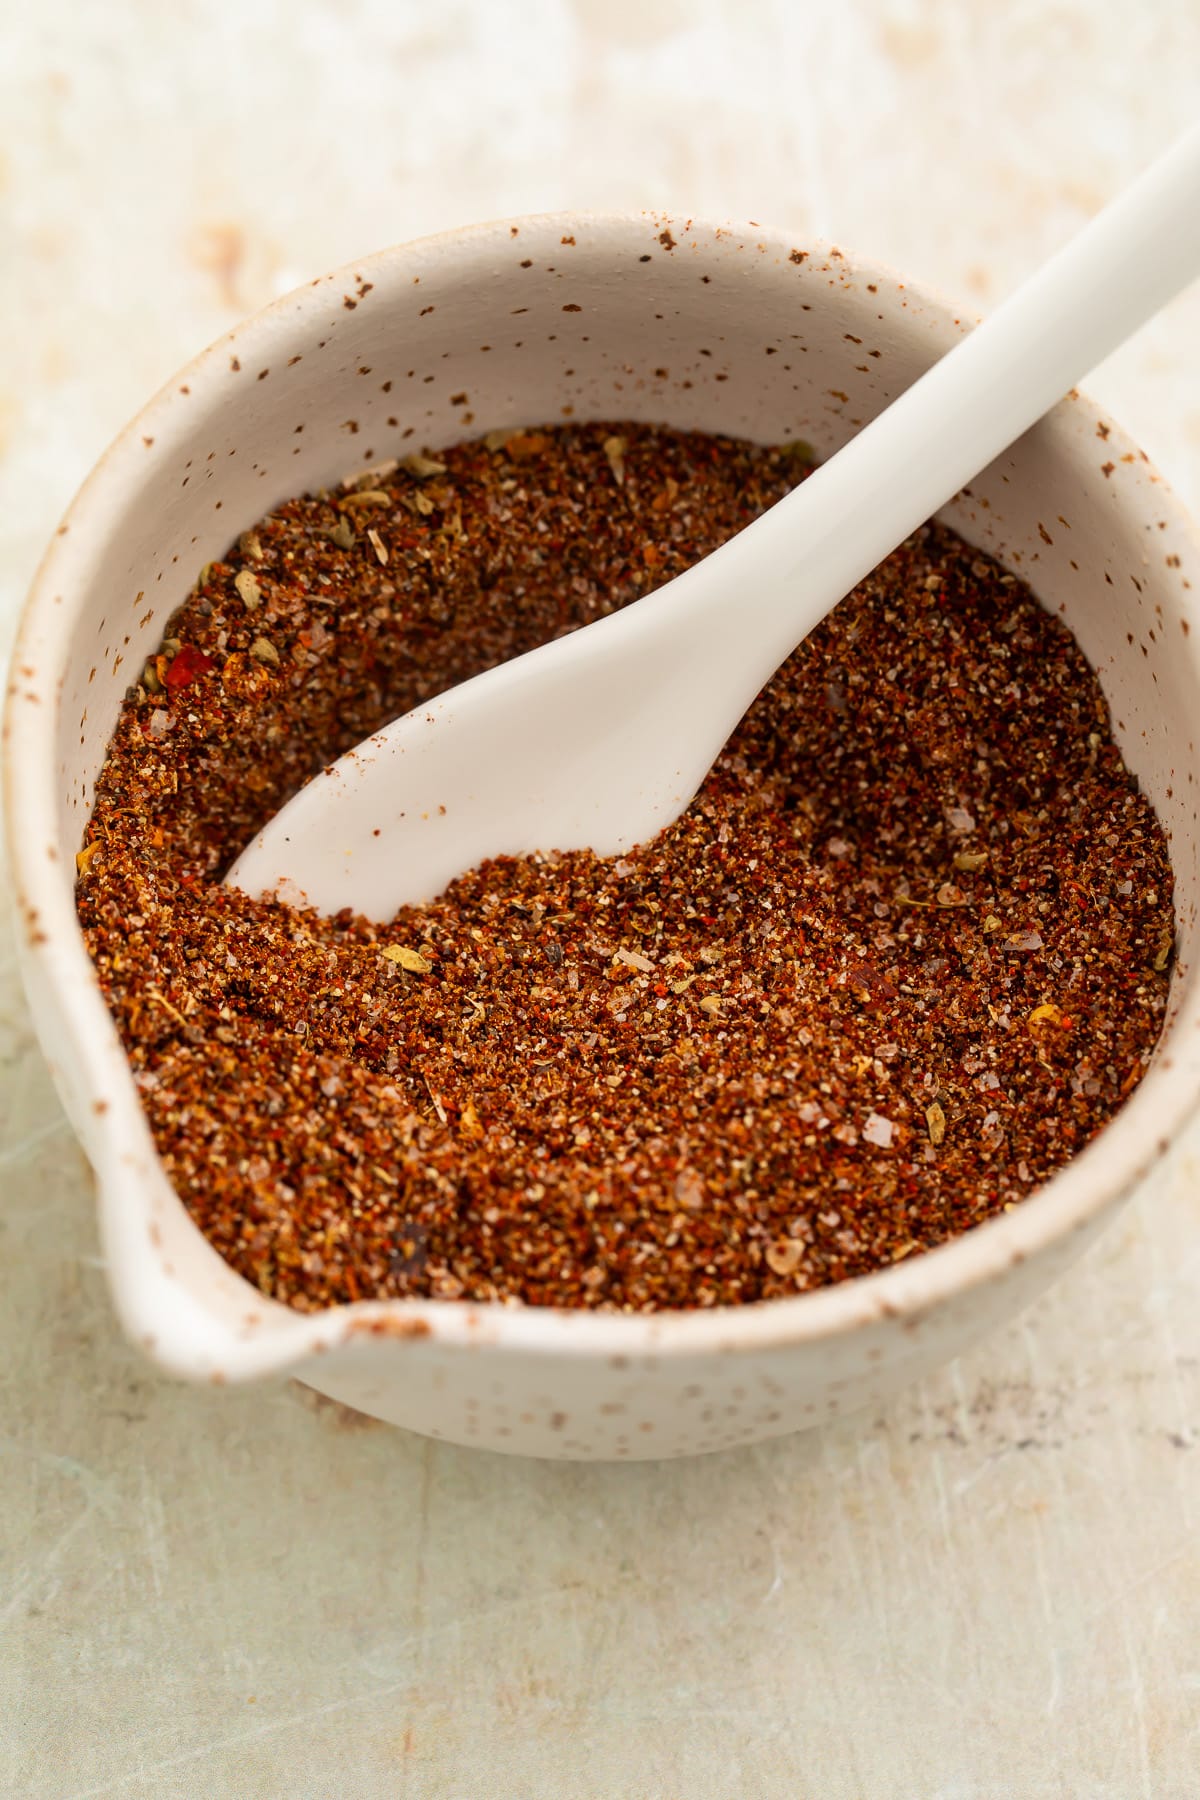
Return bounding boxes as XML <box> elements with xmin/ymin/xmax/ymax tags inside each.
<box><xmin>946</xmin><ymin>806</ymin><xmax>976</xmax><ymax>832</ymax></box>
<box><xmin>674</xmin><ymin>1170</ymin><xmax>705</xmax><ymax>1209</ymax></box>
<box><xmin>863</xmin><ymin>1112</ymin><xmax>894</xmax><ymax>1149</ymax></box>
<box><xmin>614</xmin><ymin>947</ymin><xmax>655</xmax><ymax>972</ymax></box>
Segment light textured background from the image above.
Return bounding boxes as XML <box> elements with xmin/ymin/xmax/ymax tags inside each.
<box><xmin>3</xmin><ymin>3</ymin><xmax>1200</xmax><ymax>1795</ymax></box>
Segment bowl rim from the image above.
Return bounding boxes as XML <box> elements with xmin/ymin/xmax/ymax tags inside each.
<box><xmin>7</xmin><ymin>208</ymin><xmax>1200</xmax><ymax>1377</ymax></box>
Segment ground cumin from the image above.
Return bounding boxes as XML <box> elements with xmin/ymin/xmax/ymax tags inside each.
<box><xmin>77</xmin><ymin>423</ymin><xmax>1174</xmax><ymax>1312</ymax></box>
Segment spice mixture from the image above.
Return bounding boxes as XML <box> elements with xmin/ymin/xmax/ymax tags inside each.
<box><xmin>78</xmin><ymin>424</ymin><xmax>1174</xmax><ymax>1312</ymax></box>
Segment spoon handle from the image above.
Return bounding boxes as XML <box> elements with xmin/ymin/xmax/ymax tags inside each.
<box><xmin>682</xmin><ymin>122</ymin><xmax>1200</xmax><ymax>689</ymax></box>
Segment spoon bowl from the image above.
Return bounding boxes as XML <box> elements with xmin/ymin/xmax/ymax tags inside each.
<box><xmin>7</xmin><ymin>213</ymin><xmax>1200</xmax><ymax>1457</ymax></box>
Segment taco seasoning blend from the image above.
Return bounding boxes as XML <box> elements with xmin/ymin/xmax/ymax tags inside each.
<box><xmin>77</xmin><ymin>423</ymin><xmax>1174</xmax><ymax>1312</ymax></box>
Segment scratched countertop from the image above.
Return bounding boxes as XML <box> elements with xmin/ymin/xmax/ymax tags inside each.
<box><xmin>3</xmin><ymin>4</ymin><xmax>1200</xmax><ymax>1795</ymax></box>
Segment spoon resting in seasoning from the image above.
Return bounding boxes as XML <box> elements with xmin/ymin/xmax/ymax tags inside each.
<box><xmin>229</xmin><ymin>127</ymin><xmax>1200</xmax><ymax>921</ymax></box>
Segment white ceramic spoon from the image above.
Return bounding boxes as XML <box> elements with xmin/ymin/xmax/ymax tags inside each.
<box><xmin>230</xmin><ymin>127</ymin><xmax>1200</xmax><ymax>921</ymax></box>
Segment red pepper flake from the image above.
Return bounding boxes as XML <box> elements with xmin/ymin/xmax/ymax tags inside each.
<box><xmin>163</xmin><ymin>644</ymin><xmax>215</xmax><ymax>693</ymax></box>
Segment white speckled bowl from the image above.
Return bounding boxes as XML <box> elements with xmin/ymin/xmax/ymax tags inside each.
<box><xmin>7</xmin><ymin>214</ymin><xmax>1200</xmax><ymax>1459</ymax></box>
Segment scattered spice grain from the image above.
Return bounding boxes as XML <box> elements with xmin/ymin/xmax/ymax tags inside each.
<box><xmin>78</xmin><ymin>423</ymin><xmax>1175</xmax><ymax>1313</ymax></box>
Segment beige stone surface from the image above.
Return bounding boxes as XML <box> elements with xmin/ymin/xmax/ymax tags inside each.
<box><xmin>2</xmin><ymin>3</ymin><xmax>1199</xmax><ymax>1794</ymax></box>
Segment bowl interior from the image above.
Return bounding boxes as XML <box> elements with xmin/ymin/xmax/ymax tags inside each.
<box><xmin>10</xmin><ymin>212</ymin><xmax>1200</xmax><ymax>1379</ymax></box>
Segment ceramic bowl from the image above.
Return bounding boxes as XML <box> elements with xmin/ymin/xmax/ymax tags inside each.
<box><xmin>7</xmin><ymin>214</ymin><xmax>1200</xmax><ymax>1460</ymax></box>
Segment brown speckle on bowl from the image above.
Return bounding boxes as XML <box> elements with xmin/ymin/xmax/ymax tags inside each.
<box><xmin>348</xmin><ymin>1316</ymin><xmax>433</xmax><ymax>1342</ymax></box>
